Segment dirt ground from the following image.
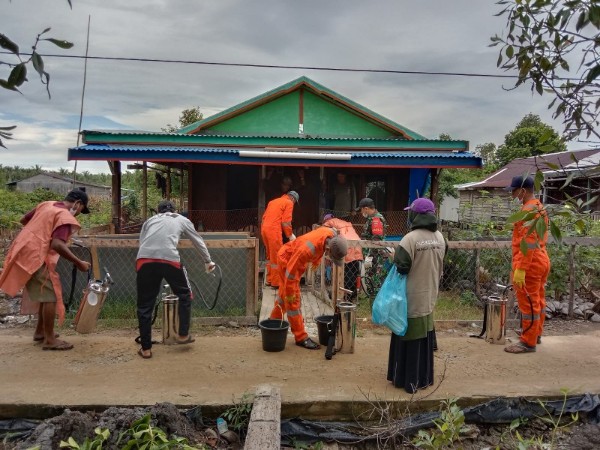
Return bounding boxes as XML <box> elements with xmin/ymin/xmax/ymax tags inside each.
<box><xmin>1</xmin><ymin>317</ymin><xmax>600</xmax><ymax>449</ymax></box>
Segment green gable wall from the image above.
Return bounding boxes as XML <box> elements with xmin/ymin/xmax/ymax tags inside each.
<box><xmin>208</xmin><ymin>91</ymin><xmax>300</xmax><ymax>134</ymax></box>
<box><xmin>303</xmin><ymin>90</ymin><xmax>394</xmax><ymax>137</ymax></box>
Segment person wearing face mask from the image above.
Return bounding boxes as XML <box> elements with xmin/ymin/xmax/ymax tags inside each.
<box><xmin>0</xmin><ymin>189</ymin><xmax>92</xmax><ymax>351</ymax></box>
<box><xmin>504</xmin><ymin>176</ymin><xmax>550</xmax><ymax>354</ymax></box>
<box><xmin>355</xmin><ymin>197</ymin><xmax>387</xmax><ymax>241</ymax></box>
<box><xmin>389</xmin><ymin>198</ymin><xmax>446</xmax><ymax>393</ymax></box>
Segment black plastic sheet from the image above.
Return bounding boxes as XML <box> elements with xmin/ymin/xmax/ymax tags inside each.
<box><xmin>0</xmin><ymin>418</ymin><xmax>41</xmax><ymax>441</ymax></box>
<box><xmin>281</xmin><ymin>394</ymin><xmax>600</xmax><ymax>445</ymax></box>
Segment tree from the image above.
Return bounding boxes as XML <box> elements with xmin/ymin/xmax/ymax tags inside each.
<box><xmin>496</xmin><ymin>114</ymin><xmax>566</xmax><ymax>166</ymax></box>
<box><xmin>161</xmin><ymin>106</ymin><xmax>203</xmax><ymax>132</ymax></box>
<box><xmin>474</xmin><ymin>142</ymin><xmax>499</xmax><ymax>170</ymax></box>
<box><xmin>491</xmin><ymin>0</ymin><xmax>600</xmax><ymax>141</ymax></box>
<box><xmin>0</xmin><ymin>0</ymin><xmax>74</xmax><ymax>148</ymax></box>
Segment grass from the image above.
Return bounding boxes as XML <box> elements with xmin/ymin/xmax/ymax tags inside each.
<box><xmin>355</xmin><ymin>290</ymin><xmax>482</xmax><ymax>322</ymax></box>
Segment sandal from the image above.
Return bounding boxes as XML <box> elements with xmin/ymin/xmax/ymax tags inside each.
<box><xmin>34</xmin><ymin>333</ymin><xmax>59</xmax><ymax>342</ymax></box>
<box><xmin>176</xmin><ymin>336</ymin><xmax>195</xmax><ymax>345</ymax></box>
<box><xmin>504</xmin><ymin>342</ymin><xmax>536</xmax><ymax>354</ymax></box>
<box><xmin>42</xmin><ymin>340</ymin><xmax>73</xmax><ymax>351</ymax></box>
<box><xmin>138</xmin><ymin>348</ymin><xmax>152</xmax><ymax>359</ymax></box>
<box><xmin>295</xmin><ymin>337</ymin><xmax>321</xmax><ymax>350</ymax></box>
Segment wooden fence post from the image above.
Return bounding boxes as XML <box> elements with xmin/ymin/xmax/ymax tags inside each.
<box><xmin>568</xmin><ymin>243</ymin><xmax>576</xmax><ymax>319</ymax></box>
<box><xmin>475</xmin><ymin>248</ymin><xmax>481</xmax><ymax>297</ymax></box>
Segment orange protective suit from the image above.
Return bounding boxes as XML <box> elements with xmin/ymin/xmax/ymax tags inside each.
<box><xmin>512</xmin><ymin>198</ymin><xmax>550</xmax><ymax>348</ymax></box>
<box><xmin>261</xmin><ymin>194</ymin><xmax>295</xmax><ymax>288</ymax></box>
<box><xmin>270</xmin><ymin>227</ymin><xmax>336</xmax><ymax>342</ymax></box>
<box><xmin>0</xmin><ymin>202</ymin><xmax>80</xmax><ymax>325</ymax></box>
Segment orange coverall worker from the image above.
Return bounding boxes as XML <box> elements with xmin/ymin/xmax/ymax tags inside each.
<box><xmin>261</xmin><ymin>193</ymin><xmax>295</xmax><ymax>288</ymax></box>
<box><xmin>270</xmin><ymin>227</ymin><xmax>337</xmax><ymax>343</ymax></box>
<box><xmin>0</xmin><ymin>201</ymin><xmax>81</xmax><ymax>325</ymax></box>
<box><xmin>512</xmin><ymin>198</ymin><xmax>551</xmax><ymax>348</ymax></box>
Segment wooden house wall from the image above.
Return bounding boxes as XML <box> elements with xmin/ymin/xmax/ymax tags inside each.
<box><xmin>14</xmin><ymin>174</ymin><xmax>111</xmax><ymax>197</ymax></box>
<box><xmin>458</xmin><ymin>189</ymin><xmax>511</xmax><ymax>223</ymax></box>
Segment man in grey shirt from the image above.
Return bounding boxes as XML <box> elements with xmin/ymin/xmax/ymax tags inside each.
<box><xmin>136</xmin><ymin>200</ymin><xmax>215</xmax><ymax>359</ymax></box>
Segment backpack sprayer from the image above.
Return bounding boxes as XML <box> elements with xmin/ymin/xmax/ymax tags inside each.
<box><xmin>470</xmin><ymin>284</ymin><xmax>519</xmax><ymax>345</ymax></box>
<box><xmin>74</xmin><ymin>267</ymin><xmax>114</xmax><ymax>334</ymax></box>
<box><xmin>325</xmin><ymin>264</ymin><xmax>356</xmax><ymax>360</ymax></box>
<box><xmin>135</xmin><ymin>263</ymin><xmax>223</xmax><ymax>345</ymax></box>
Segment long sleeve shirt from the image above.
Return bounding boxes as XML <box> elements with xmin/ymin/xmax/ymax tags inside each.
<box><xmin>136</xmin><ymin>212</ymin><xmax>211</xmax><ymax>264</ymax></box>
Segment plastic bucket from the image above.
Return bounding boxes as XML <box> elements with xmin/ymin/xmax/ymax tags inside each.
<box><xmin>259</xmin><ymin>319</ymin><xmax>289</xmax><ymax>352</ymax></box>
<box><xmin>315</xmin><ymin>315</ymin><xmax>335</xmax><ymax>346</ymax></box>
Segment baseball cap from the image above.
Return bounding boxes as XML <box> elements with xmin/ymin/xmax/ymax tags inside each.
<box><xmin>288</xmin><ymin>190</ymin><xmax>299</xmax><ymax>203</ymax></box>
<box><xmin>328</xmin><ymin>236</ymin><xmax>348</xmax><ymax>267</ymax></box>
<box><xmin>65</xmin><ymin>189</ymin><xmax>90</xmax><ymax>214</ymax></box>
<box><xmin>404</xmin><ymin>198</ymin><xmax>436</xmax><ymax>214</ymax></box>
<box><xmin>157</xmin><ymin>200</ymin><xmax>176</xmax><ymax>213</ymax></box>
<box><xmin>355</xmin><ymin>197</ymin><xmax>375</xmax><ymax>211</ymax></box>
<box><xmin>505</xmin><ymin>175</ymin><xmax>534</xmax><ymax>191</ymax></box>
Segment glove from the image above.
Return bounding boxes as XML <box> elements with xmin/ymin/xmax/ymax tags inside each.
<box><xmin>289</xmin><ymin>234</ymin><xmax>296</xmax><ymax>241</ymax></box>
<box><xmin>205</xmin><ymin>262</ymin><xmax>216</xmax><ymax>274</ymax></box>
<box><xmin>513</xmin><ymin>268</ymin><xmax>526</xmax><ymax>288</ymax></box>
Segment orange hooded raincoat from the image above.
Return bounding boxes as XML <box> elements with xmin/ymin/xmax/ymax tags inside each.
<box><xmin>0</xmin><ymin>201</ymin><xmax>80</xmax><ymax>325</ymax></box>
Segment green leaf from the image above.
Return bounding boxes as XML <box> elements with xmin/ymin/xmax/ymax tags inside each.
<box><xmin>32</xmin><ymin>52</ymin><xmax>45</xmax><ymax>78</ymax></box>
<box><xmin>506</xmin><ymin>45</ymin><xmax>514</xmax><ymax>58</ymax></box>
<box><xmin>586</xmin><ymin>64</ymin><xmax>600</xmax><ymax>83</ymax></box>
<box><xmin>0</xmin><ymin>79</ymin><xmax>20</xmax><ymax>92</ymax></box>
<box><xmin>534</xmin><ymin>171</ymin><xmax>544</xmax><ymax>190</ymax></box>
<box><xmin>550</xmin><ymin>221</ymin><xmax>562</xmax><ymax>245</ymax></box>
<box><xmin>0</xmin><ymin>33</ymin><xmax>19</xmax><ymax>54</ymax></box>
<box><xmin>44</xmin><ymin>38</ymin><xmax>74</xmax><ymax>49</ymax></box>
<box><xmin>543</xmin><ymin>161</ymin><xmax>559</xmax><ymax>170</ymax></box>
<box><xmin>507</xmin><ymin>210</ymin><xmax>529</xmax><ymax>223</ymax></box>
<box><xmin>560</xmin><ymin>172</ymin><xmax>574</xmax><ymax>190</ymax></box>
<box><xmin>574</xmin><ymin>219</ymin><xmax>585</xmax><ymax>234</ymax></box>
<box><xmin>520</xmin><ymin>238</ymin><xmax>528</xmax><ymax>256</ymax></box>
<box><xmin>535</xmin><ymin>217</ymin><xmax>546</xmax><ymax>238</ymax></box>
<box><xmin>8</xmin><ymin>63</ymin><xmax>27</xmax><ymax>87</ymax></box>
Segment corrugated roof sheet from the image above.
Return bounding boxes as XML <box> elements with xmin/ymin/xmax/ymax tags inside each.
<box><xmin>68</xmin><ymin>144</ymin><xmax>480</xmax><ymax>168</ymax></box>
<box><xmin>459</xmin><ymin>149</ymin><xmax>599</xmax><ymax>190</ymax></box>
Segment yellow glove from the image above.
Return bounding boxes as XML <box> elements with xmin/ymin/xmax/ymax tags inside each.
<box><xmin>513</xmin><ymin>268</ymin><xmax>526</xmax><ymax>288</ymax></box>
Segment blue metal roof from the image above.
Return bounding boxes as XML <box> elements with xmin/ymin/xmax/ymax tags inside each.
<box><xmin>68</xmin><ymin>144</ymin><xmax>481</xmax><ymax>168</ymax></box>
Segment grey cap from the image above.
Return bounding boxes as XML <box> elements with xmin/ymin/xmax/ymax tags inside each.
<box><xmin>328</xmin><ymin>236</ymin><xmax>348</xmax><ymax>267</ymax></box>
<box><xmin>288</xmin><ymin>190</ymin><xmax>299</xmax><ymax>203</ymax></box>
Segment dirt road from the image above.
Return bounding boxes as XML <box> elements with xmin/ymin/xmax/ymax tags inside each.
<box><xmin>1</xmin><ymin>320</ymin><xmax>599</xmax><ymax>420</ymax></box>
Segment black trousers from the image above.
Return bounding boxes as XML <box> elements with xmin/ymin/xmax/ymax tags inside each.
<box><xmin>136</xmin><ymin>262</ymin><xmax>192</xmax><ymax>350</ymax></box>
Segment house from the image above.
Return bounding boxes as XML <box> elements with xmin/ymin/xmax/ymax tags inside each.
<box><xmin>68</xmin><ymin>76</ymin><xmax>482</xmax><ymax>235</ymax></box>
<box><xmin>456</xmin><ymin>148</ymin><xmax>600</xmax><ymax>223</ymax></box>
<box><xmin>6</xmin><ymin>172</ymin><xmax>112</xmax><ymax>198</ymax></box>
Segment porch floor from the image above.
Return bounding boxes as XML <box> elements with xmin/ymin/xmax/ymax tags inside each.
<box><xmin>259</xmin><ymin>284</ymin><xmax>333</xmax><ymax>338</ymax></box>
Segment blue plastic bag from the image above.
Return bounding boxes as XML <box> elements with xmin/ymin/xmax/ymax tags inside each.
<box><xmin>371</xmin><ymin>266</ymin><xmax>408</xmax><ymax>336</ymax></box>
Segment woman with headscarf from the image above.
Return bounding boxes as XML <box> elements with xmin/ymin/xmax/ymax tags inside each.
<box><xmin>388</xmin><ymin>198</ymin><xmax>446</xmax><ymax>393</ymax></box>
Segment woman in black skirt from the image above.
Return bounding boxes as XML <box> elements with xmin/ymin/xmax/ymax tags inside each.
<box><xmin>388</xmin><ymin>198</ymin><xmax>446</xmax><ymax>393</ymax></box>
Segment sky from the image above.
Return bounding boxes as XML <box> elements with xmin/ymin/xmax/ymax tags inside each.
<box><xmin>0</xmin><ymin>0</ymin><xmax>585</xmax><ymax>174</ymax></box>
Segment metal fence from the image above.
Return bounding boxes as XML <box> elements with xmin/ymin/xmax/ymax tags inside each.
<box><xmin>55</xmin><ymin>233</ymin><xmax>259</xmax><ymax>324</ymax></box>
<box><xmin>307</xmin><ymin>237</ymin><xmax>600</xmax><ymax>313</ymax></box>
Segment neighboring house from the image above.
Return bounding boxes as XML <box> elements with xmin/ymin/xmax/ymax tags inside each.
<box><xmin>456</xmin><ymin>149</ymin><xmax>600</xmax><ymax>223</ymax></box>
<box><xmin>6</xmin><ymin>172</ymin><xmax>112</xmax><ymax>198</ymax></box>
<box><xmin>439</xmin><ymin>195</ymin><xmax>460</xmax><ymax>223</ymax></box>
<box><xmin>69</xmin><ymin>76</ymin><xmax>482</xmax><ymax>235</ymax></box>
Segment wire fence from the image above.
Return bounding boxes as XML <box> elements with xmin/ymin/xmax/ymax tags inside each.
<box><xmin>54</xmin><ymin>234</ymin><xmax>259</xmax><ymax>324</ymax></box>
<box><xmin>307</xmin><ymin>237</ymin><xmax>600</xmax><ymax>314</ymax></box>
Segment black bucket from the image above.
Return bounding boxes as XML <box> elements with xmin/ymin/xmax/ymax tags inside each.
<box><xmin>259</xmin><ymin>319</ymin><xmax>289</xmax><ymax>352</ymax></box>
<box><xmin>315</xmin><ymin>315</ymin><xmax>335</xmax><ymax>346</ymax></box>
